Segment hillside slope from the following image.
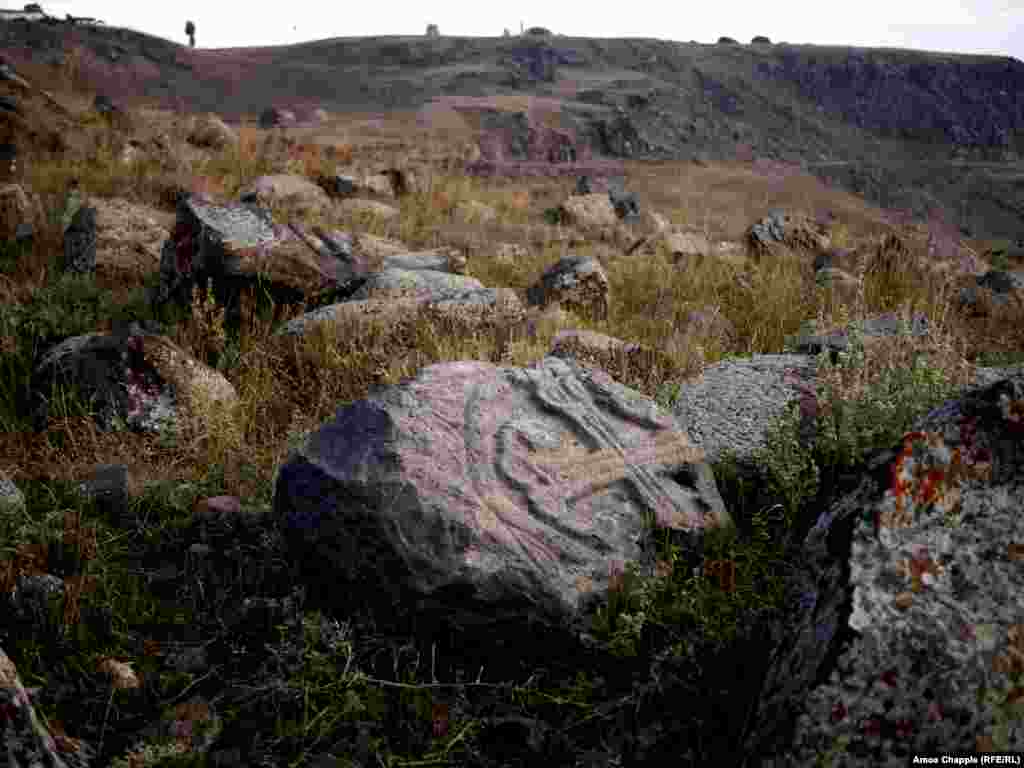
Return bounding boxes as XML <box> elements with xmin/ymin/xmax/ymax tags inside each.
<box><xmin>1</xmin><ymin>19</ymin><xmax>1021</xmax><ymax>242</ymax></box>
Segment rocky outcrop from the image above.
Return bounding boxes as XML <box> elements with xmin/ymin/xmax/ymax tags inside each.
<box><xmin>760</xmin><ymin>49</ymin><xmax>1024</xmax><ymax>158</ymax></box>
<box><xmin>469</xmin><ymin>107</ymin><xmax>587</xmax><ymax>167</ymax></box>
<box><xmin>574</xmin><ymin>109</ymin><xmax>651</xmax><ymax>158</ymax></box>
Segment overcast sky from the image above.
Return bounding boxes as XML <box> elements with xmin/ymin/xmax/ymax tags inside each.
<box><xmin>24</xmin><ymin>0</ymin><xmax>1024</xmax><ymax>62</ymax></box>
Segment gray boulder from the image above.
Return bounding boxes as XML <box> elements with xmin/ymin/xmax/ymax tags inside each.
<box><xmin>609</xmin><ymin>188</ymin><xmax>640</xmax><ymax>221</ymax></box>
<box><xmin>149</xmin><ymin>196</ymin><xmax>366</xmax><ymax>332</ymax></box>
<box><xmin>29</xmin><ymin>330</ymin><xmax>237</xmax><ymax>436</ymax></box>
<box><xmin>526</xmin><ymin>255</ymin><xmax>610</xmax><ymax>322</ymax></box>
<box><xmin>958</xmin><ymin>269</ymin><xmax>1024</xmax><ymax>316</ymax></box>
<box><xmin>767</xmin><ymin>373</ymin><xmax>1024</xmax><ymax>762</ymax></box>
<box><xmin>315</xmin><ymin>172</ymin><xmax>358</xmax><ymax>199</ymax></box>
<box><xmin>273</xmin><ymin>356</ymin><xmax>730</xmax><ymax>668</ymax></box>
<box><xmin>92</xmin><ymin>93</ymin><xmax>116</xmax><ymax>115</ymax></box>
<box><xmin>349</xmin><ymin>268</ymin><xmax>485</xmax><ymax>302</ymax></box>
<box><xmin>786</xmin><ymin>311</ymin><xmax>932</xmax><ymax>363</ymax></box>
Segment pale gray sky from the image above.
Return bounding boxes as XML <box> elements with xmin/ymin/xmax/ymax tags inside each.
<box><xmin>20</xmin><ymin>0</ymin><xmax>1024</xmax><ymax>62</ymax></box>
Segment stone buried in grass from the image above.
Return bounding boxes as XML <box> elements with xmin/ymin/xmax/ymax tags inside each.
<box><xmin>62</xmin><ymin>205</ymin><xmax>96</xmax><ymax>275</ymax></box>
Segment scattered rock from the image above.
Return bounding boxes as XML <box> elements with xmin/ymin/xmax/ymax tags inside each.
<box><xmin>338</xmin><ymin>198</ymin><xmax>400</xmax><ymax>220</ymax></box>
<box><xmin>454</xmin><ymin>199</ymin><xmax>498</xmax><ymax>225</ymax></box>
<box><xmin>62</xmin><ymin>205</ymin><xmax>97</xmax><ymax>275</ymax></box>
<box><xmin>258</xmin><ymin>107</ymin><xmax>296</xmax><ymax>129</ymax></box>
<box><xmin>30</xmin><ymin>330</ymin><xmax>239</xmax><ymax>437</ymax></box>
<box><xmin>526</xmin><ymin>255</ymin><xmax>610</xmax><ymax>322</ymax></box>
<box><xmin>658</xmin><ymin>230</ymin><xmax>712</xmax><ymax>265</ymax></box>
<box><xmin>0</xmin><ymin>181</ymin><xmax>44</xmax><ymax>240</ymax></box>
<box><xmin>349</xmin><ymin>268</ymin><xmax>485</xmax><ymax>302</ymax></box>
<box><xmin>786</xmin><ymin>310</ymin><xmax>932</xmax><ymax>362</ymax></box>
<box><xmin>149</xmin><ymin>195</ymin><xmax>366</xmax><ymax>331</ymax></box>
<box><xmin>748</xmin><ymin>210</ymin><xmax>830</xmax><ymax>258</ymax></box>
<box><xmin>609</xmin><ymin>188</ymin><xmax>640</xmax><ymax>221</ymax></box>
<box><xmin>958</xmin><ymin>269</ymin><xmax>1024</xmax><ymax>316</ymax></box>
<box><xmin>238</xmin><ymin>174</ymin><xmax>332</xmax><ymax>216</ymax></box>
<box><xmin>315</xmin><ymin>171</ymin><xmax>358</xmax><ymax>199</ymax></box>
<box><xmin>186</xmin><ymin>113</ymin><xmax>238</xmax><ymax>150</ymax></box>
<box><xmin>560</xmin><ymin>193</ymin><xmax>619</xmax><ymax>231</ymax></box>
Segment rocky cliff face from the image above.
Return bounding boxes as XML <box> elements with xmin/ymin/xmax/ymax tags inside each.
<box><xmin>759</xmin><ymin>47</ymin><xmax>1024</xmax><ymax>159</ymax></box>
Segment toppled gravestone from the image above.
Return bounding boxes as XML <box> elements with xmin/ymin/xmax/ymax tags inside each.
<box><xmin>272</xmin><ymin>356</ymin><xmax>731</xmax><ymax>675</ymax></box>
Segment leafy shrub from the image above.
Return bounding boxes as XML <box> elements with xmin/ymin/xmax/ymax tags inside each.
<box><xmin>0</xmin><ymin>236</ymin><xmax>32</xmax><ymax>275</ymax></box>
<box><xmin>1</xmin><ymin>271</ymin><xmax>121</xmax><ymax>356</ymax></box>
<box><xmin>543</xmin><ymin>206</ymin><xmax>567</xmax><ymax>225</ymax></box>
<box><xmin>989</xmin><ymin>249</ymin><xmax>1011</xmax><ymax>272</ymax></box>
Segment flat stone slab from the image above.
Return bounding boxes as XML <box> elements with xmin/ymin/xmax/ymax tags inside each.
<box><xmin>349</xmin><ymin>268</ymin><xmax>485</xmax><ymax>301</ymax></box>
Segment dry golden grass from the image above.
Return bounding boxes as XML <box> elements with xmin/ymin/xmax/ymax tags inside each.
<box><xmin>3</xmin><ymin>83</ymin><xmax>1023</xmax><ymax>504</ymax></box>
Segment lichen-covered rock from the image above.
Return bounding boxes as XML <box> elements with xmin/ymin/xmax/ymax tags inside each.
<box><xmin>748</xmin><ymin>210</ymin><xmax>830</xmax><ymax>258</ymax></box>
<box><xmin>149</xmin><ymin>195</ymin><xmax>364</xmax><ymax>330</ymax></box>
<box><xmin>560</xmin><ymin>193</ymin><xmax>619</xmax><ymax>231</ymax></box>
<box><xmin>30</xmin><ymin>331</ymin><xmax>238</xmax><ymax>437</ymax></box>
<box><xmin>238</xmin><ymin>174</ymin><xmax>332</xmax><ymax>216</ymax></box>
<box><xmin>765</xmin><ymin>373</ymin><xmax>1024</xmax><ymax>762</ymax></box>
<box><xmin>526</xmin><ymin>255</ymin><xmax>610</xmax><ymax>322</ymax></box>
<box><xmin>349</xmin><ymin>268</ymin><xmax>484</xmax><ymax>302</ymax></box>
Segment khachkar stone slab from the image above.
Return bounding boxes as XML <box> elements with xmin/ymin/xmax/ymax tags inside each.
<box><xmin>274</xmin><ymin>356</ymin><xmax>731</xmax><ymax>638</ymax></box>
